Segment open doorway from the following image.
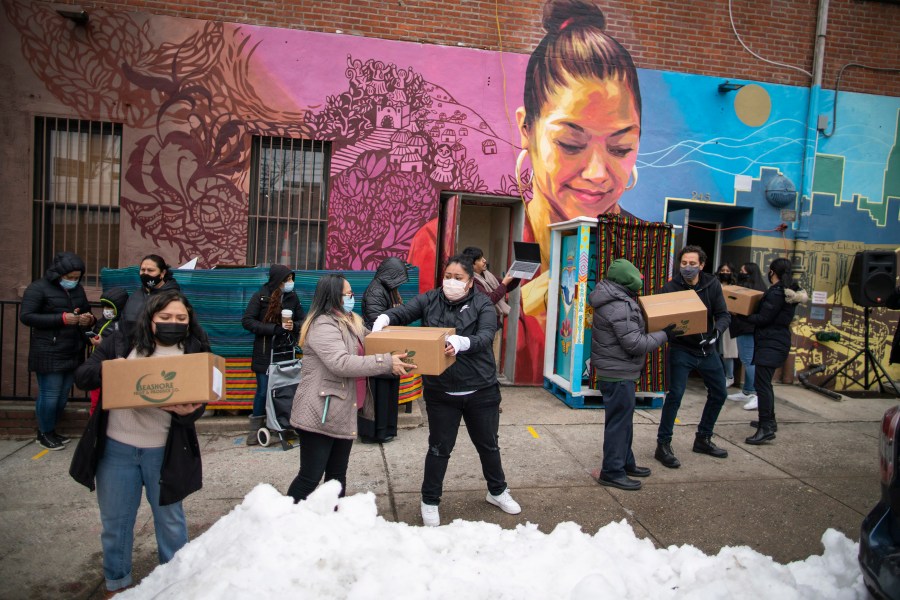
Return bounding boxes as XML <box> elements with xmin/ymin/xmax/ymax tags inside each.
<box><xmin>436</xmin><ymin>193</ymin><xmax>526</xmax><ymax>382</ymax></box>
<box><xmin>666</xmin><ymin>201</ymin><xmax>754</xmax><ymax>274</ymax></box>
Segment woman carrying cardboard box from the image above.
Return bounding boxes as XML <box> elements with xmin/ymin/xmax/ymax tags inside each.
<box><xmin>71</xmin><ymin>290</ymin><xmax>209</xmax><ymax>596</ymax></box>
<box><xmin>372</xmin><ymin>254</ymin><xmax>522</xmax><ymax>527</ymax></box>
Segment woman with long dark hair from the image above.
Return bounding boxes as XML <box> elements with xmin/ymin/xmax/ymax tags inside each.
<box><xmin>287</xmin><ymin>274</ymin><xmax>413</xmax><ymax>502</ymax></box>
<box><xmin>241</xmin><ymin>264</ymin><xmax>304</xmax><ymax>445</ymax></box>
<box><xmin>372</xmin><ymin>255</ymin><xmax>521</xmax><ymax>526</ymax></box>
<box><xmin>744</xmin><ymin>258</ymin><xmax>807</xmax><ymax>444</ymax></box>
<box><xmin>715</xmin><ymin>262</ymin><xmax>738</xmax><ymax>387</ymax></box>
<box><xmin>72</xmin><ymin>290</ymin><xmax>208</xmax><ymax>595</ymax></box>
<box><xmin>727</xmin><ymin>262</ymin><xmax>769</xmax><ymax>410</ymax></box>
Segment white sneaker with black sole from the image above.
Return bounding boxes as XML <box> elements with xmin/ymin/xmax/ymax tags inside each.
<box><xmin>728</xmin><ymin>391</ymin><xmax>755</xmax><ymax>402</ymax></box>
<box><xmin>486</xmin><ymin>488</ymin><xmax>521</xmax><ymax>515</ymax></box>
<box><xmin>421</xmin><ymin>502</ymin><xmax>440</xmax><ymax>527</ymax></box>
<box><xmin>36</xmin><ymin>432</ymin><xmax>64</xmax><ymax>451</ymax></box>
<box><xmin>742</xmin><ymin>396</ymin><xmax>759</xmax><ymax>411</ymax></box>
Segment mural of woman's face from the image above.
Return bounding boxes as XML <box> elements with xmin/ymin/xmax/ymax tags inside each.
<box><xmin>518</xmin><ymin>76</ymin><xmax>641</xmax><ymax>221</ymax></box>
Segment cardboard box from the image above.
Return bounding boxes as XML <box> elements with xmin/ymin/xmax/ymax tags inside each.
<box><xmin>638</xmin><ymin>290</ymin><xmax>708</xmax><ymax>336</ymax></box>
<box><xmin>365</xmin><ymin>326</ymin><xmax>455</xmax><ymax>376</ymax></box>
<box><xmin>102</xmin><ymin>353</ymin><xmax>226</xmax><ymax>409</ymax></box>
<box><xmin>722</xmin><ymin>285</ymin><xmax>764</xmax><ymax>316</ymax></box>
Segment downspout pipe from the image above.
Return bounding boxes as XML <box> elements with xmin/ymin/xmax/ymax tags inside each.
<box><xmin>796</xmin><ymin>0</ymin><xmax>829</xmax><ymax>240</ymax></box>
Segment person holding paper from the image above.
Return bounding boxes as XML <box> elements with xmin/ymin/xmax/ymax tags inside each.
<box><xmin>72</xmin><ymin>290</ymin><xmax>208</xmax><ymax>596</ymax></box>
<box><xmin>372</xmin><ymin>254</ymin><xmax>521</xmax><ymax>527</ymax></box>
<box><xmin>287</xmin><ymin>275</ymin><xmax>413</xmax><ymax>503</ymax></box>
<box><xmin>241</xmin><ymin>264</ymin><xmax>303</xmax><ymax>445</ymax></box>
<box><xmin>654</xmin><ymin>245</ymin><xmax>731</xmax><ymax>469</ymax></box>
<box><xmin>589</xmin><ymin>259</ymin><xmax>677</xmax><ymax>491</ymax></box>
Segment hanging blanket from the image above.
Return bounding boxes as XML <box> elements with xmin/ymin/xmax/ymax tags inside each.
<box><xmin>591</xmin><ymin>214</ymin><xmax>673</xmax><ymax>393</ymax></box>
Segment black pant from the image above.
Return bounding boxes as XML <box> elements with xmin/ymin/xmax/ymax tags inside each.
<box><xmin>598</xmin><ymin>379</ymin><xmax>637</xmax><ymax>478</ymax></box>
<box><xmin>754</xmin><ymin>364</ymin><xmax>777</xmax><ymax>423</ymax></box>
<box><xmin>287</xmin><ymin>429</ymin><xmax>354</xmax><ymax>503</ymax></box>
<box><xmin>421</xmin><ymin>384</ymin><xmax>506</xmax><ymax>505</ymax></box>
<box><xmin>358</xmin><ymin>376</ymin><xmax>399</xmax><ymax>441</ymax></box>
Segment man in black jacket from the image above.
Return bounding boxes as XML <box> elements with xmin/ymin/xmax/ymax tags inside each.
<box><xmin>655</xmin><ymin>246</ymin><xmax>732</xmax><ymax>469</ymax></box>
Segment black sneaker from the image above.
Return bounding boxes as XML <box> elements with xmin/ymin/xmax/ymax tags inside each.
<box><xmin>48</xmin><ymin>431</ymin><xmax>70</xmax><ymax>445</ymax></box>
<box><xmin>36</xmin><ymin>432</ymin><xmax>64</xmax><ymax>451</ymax></box>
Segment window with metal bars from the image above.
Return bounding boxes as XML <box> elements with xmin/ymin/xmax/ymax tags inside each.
<box><xmin>248</xmin><ymin>137</ymin><xmax>330</xmax><ymax>269</ymax></box>
<box><xmin>32</xmin><ymin>117</ymin><xmax>122</xmax><ymax>286</ymax></box>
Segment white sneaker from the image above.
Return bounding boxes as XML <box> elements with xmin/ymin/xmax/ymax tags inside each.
<box><xmin>421</xmin><ymin>501</ymin><xmax>440</xmax><ymax>527</ymax></box>
<box><xmin>486</xmin><ymin>488</ymin><xmax>521</xmax><ymax>515</ymax></box>
<box><xmin>725</xmin><ymin>377</ymin><xmax>735</xmax><ymax>388</ymax></box>
<box><xmin>742</xmin><ymin>396</ymin><xmax>758</xmax><ymax>410</ymax></box>
<box><xmin>728</xmin><ymin>391</ymin><xmax>753</xmax><ymax>402</ymax></box>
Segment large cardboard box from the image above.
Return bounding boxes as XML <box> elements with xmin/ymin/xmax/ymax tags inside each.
<box><xmin>722</xmin><ymin>285</ymin><xmax>764</xmax><ymax>316</ymax></box>
<box><xmin>638</xmin><ymin>290</ymin><xmax>708</xmax><ymax>336</ymax></box>
<box><xmin>102</xmin><ymin>353</ymin><xmax>226</xmax><ymax>409</ymax></box>
<box><xmin>365</xmin><ymin>326</ymin><xmax>455</xmax><ymax>376</ymax></box>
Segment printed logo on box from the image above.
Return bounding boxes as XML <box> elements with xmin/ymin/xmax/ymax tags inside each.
<box><xmin>134</xmin><ymin>370</ymin><xmax>179</xmax><ymax>403</ymax></box>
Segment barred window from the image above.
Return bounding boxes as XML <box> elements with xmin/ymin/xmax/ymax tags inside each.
<box><xmin>33</xmin><ymin>117</ymin><xmax>122</xmax><ymax>285</ymax></box>
<box><xmin>248</xmin><ymin>137</ymin><xmax>329</xmax><ymax>269</ymax></box>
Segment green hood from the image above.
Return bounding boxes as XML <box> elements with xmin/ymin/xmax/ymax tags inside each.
<box><xmin>606</xmin><ymin>258</ymin><xmax>643</xmax><ymax>293</ymax></box>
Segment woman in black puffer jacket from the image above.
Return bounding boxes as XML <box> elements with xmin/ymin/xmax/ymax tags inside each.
<box><xmin>20</xmin><ymin>251</ymin><xmax>96</xmax><ymax>450</ymax></box>
<box><xmin>241</xmin><ymin>264</ymin><xmax>304</xmax><ymax>444</ymax></box>
<box><xmin>744</xmin><ymin>258</ymin><xmax>807</xmax><ymax>445</ymax></box>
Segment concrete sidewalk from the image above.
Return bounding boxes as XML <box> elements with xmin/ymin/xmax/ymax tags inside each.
<box><xmin>0</xmin><ymin>381</ymin><xmax>894</xmax><ymax>599</ymax></box>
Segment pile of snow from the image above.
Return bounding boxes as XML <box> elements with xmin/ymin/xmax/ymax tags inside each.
<box><xmin>123</xmin><ymin>482</ymin><xmax>866</xmax><ymax>599</ymax></box>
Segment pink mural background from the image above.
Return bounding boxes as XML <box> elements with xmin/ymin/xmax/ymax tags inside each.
<box><xmin>4</xmin><ymin>0</ymin><xmax>528</xmax><ymax>270</ymax></box>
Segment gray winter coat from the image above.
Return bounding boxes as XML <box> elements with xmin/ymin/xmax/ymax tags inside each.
<box><xmin>589</xmin><ymin>280</ymin><xmax>668</xmax><ymax>380</ymax></box>
<box><xmin>289</xmin><ymin>314</ymin><xmax>393</xmax><ymax>440</ymax></box>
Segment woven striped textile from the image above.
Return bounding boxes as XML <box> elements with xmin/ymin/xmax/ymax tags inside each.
<box><xmin>100</xmin><ymin>266</ymin><xmax>420</xmax><ymax>408</ymax></box>
<box><xmin>399</xmin><ymin>374</ymin><xmax>423</xmax><ymax>404</ymax></box>
<box><xmin>590</xmin><ymin>214</ymin><xmax>673</xmax><ymax>393</ymax></box>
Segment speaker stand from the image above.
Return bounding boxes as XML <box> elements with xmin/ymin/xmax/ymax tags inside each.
<box><xmin>820</xmin><ymin>307</ymin><xmax>900</xmax><ymax>397</ymax></box>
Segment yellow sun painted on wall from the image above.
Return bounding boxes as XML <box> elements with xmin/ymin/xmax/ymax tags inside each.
<box><xmin>734</xmin><ymin>84</ymin><xmax>772</xmax><ymax>127</ymax></box>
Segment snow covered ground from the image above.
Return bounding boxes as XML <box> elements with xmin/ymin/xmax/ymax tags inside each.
<box><xmin>122</xmin><ymin>482</ymin><xmax>866</xmax><ymax>599</ymax></box>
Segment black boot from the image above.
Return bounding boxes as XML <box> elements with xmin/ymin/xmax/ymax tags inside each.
<box><xmin>246</xmin><ymin>415</ymin><xmax>265</xmax><ymax>446</ymax></box>
<box><xmin>654</xmin><ymin>442</ymin><xmax>681</xmax><ymax>468</ymax></box>
<box><xmin>750</xmin><ymin>420</ymin><xmax>778</xmax><ymax>432</ymax></box>
<box><xmin>692</xmin><ymin>433</ymin><xmax>728</xmax><ymax>458</ymax></box>
<box><xmin>745</xmin><ymin>422</ymin><xmax>776</xmax><ymax>445</ymax></box>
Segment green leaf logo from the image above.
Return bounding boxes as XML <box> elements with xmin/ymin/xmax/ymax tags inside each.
<box><xmin>405</xmin><ymin>350</ymin><xmax>416</xmax><ymax>358</ymax></box>
<box><xmin>162</xmin><ymin>371</ymin><xmax>176</xmax><ymax>381</ymax></box>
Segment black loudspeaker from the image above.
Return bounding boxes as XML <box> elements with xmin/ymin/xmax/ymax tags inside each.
<box><xmin>847</xmin><ymin>250</ymin><xmax>897</xmax><ymax>307</ymax></box>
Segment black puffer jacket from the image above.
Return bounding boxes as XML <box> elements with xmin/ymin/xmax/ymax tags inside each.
<box><xmin>589</xmin><ymin>280</ymin><xmax>668</xmax><ymax>380</ymax></box>
<box><xmin>20</xmin><ymin>252</ymin><xmax>93</xmax><ymax>373</ymax></box>
<box><xmin>241</xmin><ymin>265</ymin><xmax>304</xmax><ymax>373</ymax></box>
<box><xmin>745</xmin><ymin>282</ymin><xmax>796</xmax><ymax>367</ymax></box>
<box><xmin>658</xmin><ymin>271</ymin><xmax>731</xmax><ymax>356</ymax></box>
<box><xmin>383</xmin><ymin>287</ymin><xmax>497</xmax><ymax>394</ymax></box>
<box><xmin>362</xmin><ymin>258</ymin><xmax>408</xmax><ymax>329</ymax></box>
<box><xmin>72</xmin><ymin>329</ymin><xmax>208</xmax><ymax>505</ymax></box>
<box><xmin>122</xmin><ymin>277</ymin><xmax>182</xmax><ymax>338</ymax></box>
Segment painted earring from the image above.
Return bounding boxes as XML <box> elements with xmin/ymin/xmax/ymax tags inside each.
<box><xmin>624</xmin><ymin>166</ymin><xmax>638</xmax><ymax>191</ymax></box>
<box><xmin>515</xmin><ymin>149</ymin><xmax>529</xmax><ymax>193</ymax></box>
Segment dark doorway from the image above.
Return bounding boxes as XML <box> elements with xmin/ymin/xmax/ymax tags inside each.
<box><xmin>685</xmin><ymin>221</ymin><xmax>719</xmax><ymax>274</ymax></box>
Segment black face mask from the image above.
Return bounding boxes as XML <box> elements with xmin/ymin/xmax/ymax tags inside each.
<box><xmin>717</xmin><ymin>273</ymin><xmax>733</xmax><ymax>284</ymax></box>
<box><xmin>737</xmin><ymin>273</ymin><xmax>749</xmax><ymax>283</ymax></box>
<box><xmin>154</xmin><ymin>322</ymin><xmax>188</xmax><ymax>346</ymax></box>
<box><xmin>140</xmin><ymin>273</ymin><xmax>161</xmax><ymax>289</ymax></box>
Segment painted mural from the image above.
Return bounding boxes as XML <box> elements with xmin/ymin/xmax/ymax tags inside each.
<box><xmin>3</xmin><ymin>0</ymin><xmax>899</xmax><ymax>388</ymax></box>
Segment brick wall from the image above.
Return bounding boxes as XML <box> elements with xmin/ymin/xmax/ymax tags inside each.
<box><xmin>40</xmin><ymin>0</ymin><xmax>900</xmax><ymax>96</ymax></box>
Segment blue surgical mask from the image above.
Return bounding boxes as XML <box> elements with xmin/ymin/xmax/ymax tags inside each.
<box><xmin>283</xmin><ymin>281</ymin><xmax>295</xmax><ymax>293</ymax></box>
<box><xmin>342</xmin><ymin>295</ymin><xmax>355</xmax><ymax>313</ymax></box>
<box><xmin>59</xmin><ymin>279</ymin><xmax>78</xmax><ymax>290</ymax></box>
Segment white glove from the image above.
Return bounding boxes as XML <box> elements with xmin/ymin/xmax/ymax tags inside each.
<box><xmin>372</xmin><ymin>314</ymin><xmax>390</xmax><ymax>332</ymax></box>
<box><xmin>699</xmin><ymin>331</ymin><xmax>719</xmax><ymax>348</ymax></box>
<box><xmin>445</xmin><ymin>335</ymin><xmax>470</xmax><ymax>355</ymax></box>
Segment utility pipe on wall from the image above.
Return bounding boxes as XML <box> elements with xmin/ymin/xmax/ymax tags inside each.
<box><xmin>796</xmin><ymin>0</ymin><xmax>829</xmax><ymax>240</ymax></box>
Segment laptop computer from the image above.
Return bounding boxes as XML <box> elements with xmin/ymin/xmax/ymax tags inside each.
<box><xmin>506</xmin><ymin>242</ymin><xmax>542</xmax><ymax>280</ymax></box>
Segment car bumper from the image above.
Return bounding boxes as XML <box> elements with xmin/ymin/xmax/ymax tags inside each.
<box><xmin>860</xmin><ymin>501</ymin><xmax>900</xmax><ymax>600</ymax></box>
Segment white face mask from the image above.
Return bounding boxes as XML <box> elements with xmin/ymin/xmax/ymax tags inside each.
<box><xmin>102</xmin><ymin>308</ymin><xmax>116</xmax><ymax>320</ymax></box>
<box><xmin>442</xmin><ymin>278</ymin><xmax>469</xmax><ymax>302</ymax></box>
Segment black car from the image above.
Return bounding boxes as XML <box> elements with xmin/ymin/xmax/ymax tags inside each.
<box><xmin>860</xmin><ymin>405</ymin><xmax>900</xmax><ymax>600</ymax></box>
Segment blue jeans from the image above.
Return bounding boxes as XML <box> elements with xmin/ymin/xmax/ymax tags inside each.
<box><xmin>422</xmin><ymin>385</ymin><xmax>506</xmax><ymax>505</ymax></box>
<box><xmin>657</xmin><ymin>346</ymin><xmax>727</xmax><ymax>444</ymax></box>
<box><xmin>252</xmin><ymin>372</ymin><xmax>269</xmax><ymax>417</ymax></box>
<box><xmin>598</xmin><ymin>379</ymin><xmax>637</xmax><ymax>478</ymax></box>
<box><xmin>722</xmin><ymin>356</ymin><xmax>734</xmax><ymax>379</ymax></box>
<box><xmin>735</xmin><ymin>334</ymin><xmax>756</xmax><ymax>394</ymax></box>
<box><xmin>96</xmin><ymin>438</ymin><xmax>188</xmax><ymax>591</ymax></box>
<box><xmin>35</xmin><ymin>371</ymin><xmax>75</xmax><ymax>433</ymax></box>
